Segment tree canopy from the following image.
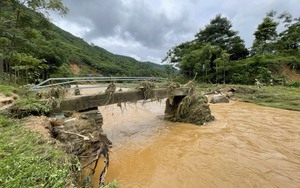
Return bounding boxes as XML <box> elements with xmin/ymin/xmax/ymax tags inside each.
<box><xmin>252</xmin><ymin>11</ymin><xmax>279</xmax><ymax>54</ymax></box>
<box><xmin>163</xmin><ymin>12</ymin><xmax>300</xmax><ymax>85</ymax></box>
<box><xmin>163</xmin><ymin>14</ymin><xmax>249</xmax><ymax>83</ymax></box>
<box><xmin>195</xmin><ymin>14</ymin><xmax>248</xmax><ymax>60</ymax></box>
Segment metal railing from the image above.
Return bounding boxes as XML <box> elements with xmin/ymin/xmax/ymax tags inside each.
<box><xmin>30</xmin><ymin>77</ymin><xmax>166</xmax><ymax>91</ymax></box>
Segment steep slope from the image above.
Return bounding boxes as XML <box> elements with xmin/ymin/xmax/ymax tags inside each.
<box><xmin>0</xmin><ymin>2</ymin><xmax>167</xmax><ymax>81</ymax></box>
<box><xmin>51</xmin><ymin>25</ymin><xmax>167</xmax><ymax>76</ymax></box>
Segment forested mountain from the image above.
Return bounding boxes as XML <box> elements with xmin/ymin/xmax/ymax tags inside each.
<box><xmin>163</xmin><ymin>12</ymin><xmax>300</xmax><ymax>85</ymax></box>
<box><xmin>0</xmin><ymin>0</ymin><xmax>167</xmax><ymax>84</ymax></box>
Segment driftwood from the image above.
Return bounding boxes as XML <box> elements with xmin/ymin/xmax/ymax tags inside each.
<box><xmin>58</xmin><ymin>130</ymin><xmax>90</xmax><ymax>141</ymax></box>
<box><xmin>99</xmin><ymin>151</ymin><xmax>109</xmax><ymax>185</ymax></box>
<box><xmin>82</xmin><ymin>143</ymin><xmax>110</xmax><ymax>186</ymax></box>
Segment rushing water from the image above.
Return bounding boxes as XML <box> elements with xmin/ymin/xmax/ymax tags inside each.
<box><xmin>90</xmin><ymin>100</ymin><xmax>300</xmax><ymax>188</ymax></box>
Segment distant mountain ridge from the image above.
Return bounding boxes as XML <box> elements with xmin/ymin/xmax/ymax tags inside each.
<box><xmin>0</xmin><ymin>2</ymin><xmax>167</xmax><ymax>80</ymax></box>
<box><xmin>48</xmin><ymin>17</ymin><xmax>167</xmax><ymax>77</ymax></box>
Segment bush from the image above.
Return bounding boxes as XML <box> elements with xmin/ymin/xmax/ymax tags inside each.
<box><xmin>288</xmin><ymin>81</ymin><xmax>300</xmax><ymax>88</ymax></box>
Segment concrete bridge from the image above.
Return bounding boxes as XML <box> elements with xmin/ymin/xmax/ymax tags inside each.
<box><xmin>31</xmin><ymin>77</ymin><xmax>214</xmax><ymax>184</ymax></box>
<box><xmin>57</xmin><ymin>87</ymin><xmax>192</xmax><ymax>113</ymax></box>
<box><xmin>35</xmin><ymin>77</ymin><xmax>195</xmax><ymax>182</ymax></box>
<box><xmin>32</xmin><ymin>76</ymin><xmax>193</xmax><ymax>115</ymax></box>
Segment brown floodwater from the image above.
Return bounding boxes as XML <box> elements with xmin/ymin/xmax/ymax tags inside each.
<box><xmin>90</xmin><ymin>99</ymin><xmax>300</xmax><ymax>188</ymax></box>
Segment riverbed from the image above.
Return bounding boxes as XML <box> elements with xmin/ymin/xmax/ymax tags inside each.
<box><xmin>91</xmin><ymin>99</ymin><xmax>300</xmax><ymax>187</ymax></box>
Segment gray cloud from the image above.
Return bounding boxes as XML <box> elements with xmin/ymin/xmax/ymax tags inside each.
<box><xmin>51</xmin><ymin>0</ymin><xmax>300</xmax><ymax>63</ymax></box>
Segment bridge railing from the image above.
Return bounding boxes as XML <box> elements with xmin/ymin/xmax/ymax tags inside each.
<box><xmin>30</xmin><ymin>77</ymin><xmax>167</xmax><ymax>91</ymax></box>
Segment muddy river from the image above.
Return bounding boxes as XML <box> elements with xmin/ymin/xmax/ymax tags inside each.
<box><xmin>90</xmin><ymin>100</ymin><xmax>300</xmax><ymax>187</ymax></box>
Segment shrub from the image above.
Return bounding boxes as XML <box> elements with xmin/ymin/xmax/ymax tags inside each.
<box><xmin>288</xmin><ymin>81</ymin><xmax>300</xmax><ymax>88</ymax></box>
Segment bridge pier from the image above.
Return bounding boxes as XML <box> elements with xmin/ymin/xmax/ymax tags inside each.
<box><xmin>164</xmin><ymin>96</ymin><xmax>186</xmax><ymax>120</ymax></box>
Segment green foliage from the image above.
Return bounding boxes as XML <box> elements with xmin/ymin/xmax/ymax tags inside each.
<box><xmin>0</xmin><ymin>84</ymin><xmax>19</xmax><ymax>96</ymax></box>
<box><xmin>288</xmin><ymin>81</ymin><xmax>300</xmax><ymax>88</ymax></box>
<box><xmin>163</xmin><ymin>14</ymin><xmax>249</xmax><ymax>83</ymax></box>
<box><xmin>0</xmin><ymin>1</ymin><xmax>167</xmax><ymax>83</ymax></box>
<box><xmin>252</xmin><ymin>12</ymin><xmax>279</xmax><ymax>54</ymax></box>
<box><xmin>164</xmin><ymin>11</ymin><xmax>300</xmax><ymax>85</ymax></box>
<box><xmin>278</xmin><ymin>13</ymin><xmax>300</xmax><ymax>51</ymax></box>
<box><xmin>0</xmin><ymin>121</ymin><xmax>79</xmax><ymax>188</ymax></box>
<box><xmin>165</xmin><ymin>14</ymin><xmax>249</xmax><ymax>65</ymax></box>
<box><xmin>8</xmin><ymin>98</ymin><xmax>50</xmax><ymax>118</ymax></box>
<box><xmin>194</xmin><ymin>14</ymin><xmax>249</xmax><ymax>60</ymax></box>
<box><xmin>10</xmin><ymin>52</ymin><xmax>46</xmax><ymax>84</ymax></box>
<box><xmin>0</xmin><ymin>116</ymin><xmax>15</xmax><ymax>127</ymax></box>
<box><xmin>234</xmin><ymin>85</ymin><xmax>300</xmax><ymax>111</ymax></box>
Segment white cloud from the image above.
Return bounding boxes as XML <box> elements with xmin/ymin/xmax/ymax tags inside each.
<box><xmin>50</xmin><ymin>0</ymin><xmax>300</xmax><ymax>63</ymax></box>
<box><xmin>91</xmin><ymin>35</ymin><xmax>142</xmax><ymax>49</ymax></box>
<box><xmin>52</xmin><ymin>18</ymin><xmax>92</xmax><ymax>38</ymax></box>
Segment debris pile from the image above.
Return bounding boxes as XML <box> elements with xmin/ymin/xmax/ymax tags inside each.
<box><xmin>165</xmin><ymin>93</ymin><xmax>215</xmax><ymax>125</ymax></box>
<box><xmin>137</xmin><ymin>81</ymin><xmax>156</xmax><ymax>99</ymax></box>
<box><xmin>105</xmin><ymin>82</ymin><xmax>117</xmax><ymax>104</ymax></box>
<box><xmin>49</xmin><ymin>109</ymin><xmax>111</xmax><ymax>161</ymax></box>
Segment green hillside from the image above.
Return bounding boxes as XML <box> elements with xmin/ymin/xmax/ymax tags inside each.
<box><xmin>0</xmin><ymin>1</ymin><xmax>167</xmax><ymax>84</ymax></box>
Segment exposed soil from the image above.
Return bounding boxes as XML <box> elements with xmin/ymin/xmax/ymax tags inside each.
<box><xmin>279</xmin><ymin>64</ymin><xmax>300</xmax><ymax>81</ymax></box>
<box><xmin>70</xmin><ymin>64</ymin><xmax>81</xmax><ymax>76</ymax></box>
<box><xmin>22</xmin><ymin>116</ymin><xmax>53</xmax><ymax>140</ymax></box>
<box><xmin>0</xmin><ymin>94</ymin><xmax>16</xmax><ymax>107</ymax></box>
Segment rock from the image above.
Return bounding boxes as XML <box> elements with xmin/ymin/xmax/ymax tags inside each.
<box><xmin>233</xmin><ymin>87</ymin><xmax>258</xmax><ymax>94</ymax></box>
<box><xmin>210</xmin><ymin>94</ymin><xmax>229</xmax><ymax>104</ymax></box>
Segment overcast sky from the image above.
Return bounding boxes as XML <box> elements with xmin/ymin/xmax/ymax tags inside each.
<box><xmin>50</xmin><ymin>0</ymin><xmax>299</xmax><ymax>64</ymax></box>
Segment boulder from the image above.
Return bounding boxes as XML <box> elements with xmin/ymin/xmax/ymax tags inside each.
<box><xmin>210</xmin><ymin>94</ymin><xmax>229</xmax><ymax>104</ymax></box>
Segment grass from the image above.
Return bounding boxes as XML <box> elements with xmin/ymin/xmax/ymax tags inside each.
<box><xmin>0</xmin><ymin>85</ymin><xmax>19</xmax><ymax>97</ymax></box>
<box><xmin>195</xmin><ymin>83</ymin><xmax>300</xmax><ymax>111</ymax></box>
<box><xmin>0</xmin><ymin>116</ymin><xmax>80</xmax><ymax>188</ymax></box>
<box><xmin>0</xmin><ymin>85</ymin><xmax>118</xmax><ymax>187</ymax></box>
<box><xmin>0</xmin><ymin>84</ymin><xmax>63</xmax><ymax>118</ymax></box>
<box><xmin>235</xmin><ymin>86</ymin><xmax>300</xmax><ymax>111</ymax></box>
<box><xmin>8</xmin><ymin>98</ymin><xmax>51</xmax><ymax>118</ymax></box>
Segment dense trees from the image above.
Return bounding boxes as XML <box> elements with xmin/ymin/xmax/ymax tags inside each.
<box><xmin>164</xmin><ymin>12</ymin><xmax>300</xmax><ymax>85</ymax></box>
<box><xmin>278</xmin><ymin>12</ymin><xmax>300</xmax><ymax>51</ymax></box>
<box><xmin>163</xmin><ymin>15</ymin><xmax>248</xmax><ymax>83</ymax></box>
<box><xmin>0</xmin><ymin>1</ymin><xmax>168</xmax><ymax>84</ymax></box>
<box><xmin>252</xmin><ymin>11</ymin><xmax>279</xmax><ymax>54</ymax></box>
<box><xmin>0</xmin><ymin>0</ymin><xmax>68</xmax><ymax>83</ymax></box>
<box><xmin>1</xmin><ymin>4</ymin><xmax>299</xmax><ymax>85</ymax></box>
<box><xmin>195</xmin><ymin>15</ymin><xmax>249</xmax><ymax>60</ymax></box>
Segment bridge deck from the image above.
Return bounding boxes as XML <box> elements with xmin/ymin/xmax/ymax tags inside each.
<box><xmin>57</xmin><ymin>87</ymin><xmax>192</xmax><ymax>112</ymax></box>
